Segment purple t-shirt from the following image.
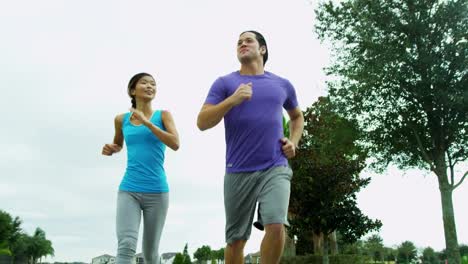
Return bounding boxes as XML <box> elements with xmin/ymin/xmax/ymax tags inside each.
<box><xmin>205</xmin><ymin>71</ymin><xmax>299</xmax><ymax>173</ymax></box>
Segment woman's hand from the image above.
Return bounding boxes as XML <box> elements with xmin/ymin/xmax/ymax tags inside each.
<box><xmin>102</xmin><ymin>143</ymin><xmax>122</xmax><ymax>156</ymax></box>
<box><xmin>130</xmin><ymin>108</ymin><xmax>151</xmax><ymax>126</ymax></box>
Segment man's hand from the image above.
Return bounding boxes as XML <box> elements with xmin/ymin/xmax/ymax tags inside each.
<box><xmin>229</xmin><ymin>82</ymin><xmax>253</xmax><ymax>106</ymax></box>
<box><xmin>280</xmin><ymin>137</ymin><xmax>296</xmax><ymax>159</ymax></box>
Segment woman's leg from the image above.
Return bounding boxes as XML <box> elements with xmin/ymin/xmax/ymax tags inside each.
<box><xmin>141</xmin><ymin>192</ymin><xmax>169</xmax><ymax>264</ymax></box>
<box><xmin>116</xmin><ymin>191</ymin><xmax>142</xmax><ymax>264</ymax></box>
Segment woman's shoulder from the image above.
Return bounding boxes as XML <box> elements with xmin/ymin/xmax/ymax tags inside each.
<box><xmin>114</xmin><ymin>113</ymin><xmax>129</xmax><ymax>125</ymax></box>
<box><xmin>160</xmin><ymin>110</ymin><xmax>173</xmax><ymax>119</ymax></box>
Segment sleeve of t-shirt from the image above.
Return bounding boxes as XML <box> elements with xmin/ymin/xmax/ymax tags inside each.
<box><xmin>283</xmin><ymin>79</ymin><xmax>299</xmax><ymax>110</ymax></box>
<box><xmin>204</xmin><ymin>77</ymin><xmax>227</xmax><ymax>105</ymax></box>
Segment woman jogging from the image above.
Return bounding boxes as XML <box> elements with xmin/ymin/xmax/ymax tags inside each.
<box><xmin>102</xmin><ymin>72</ymin><xmax>180</xmax><ymax>264</ymax></box>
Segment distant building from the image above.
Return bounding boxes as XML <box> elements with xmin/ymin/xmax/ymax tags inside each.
<box><xmin>91</xmin><ymin>252</ymin><xmax>178</xmax><ymax>264</ymax></box>
<box><xmin>161</xmin><ymin>252</ymin><xmax>177</xmax><ymax>264</ymax></box>
<box><xmin>91</xmin><ymin>254</ymin><xmax>116</xmax><ymax>264</ymax></box>
<box><xmin>134</xmin><ymin>253</ymin><xmax>144</xmax><ymax>264</ymax></box>
<box><xmin>244</xmin><ymin>252</ymin><xmax>260</xmax><ymax>264</ymax></box>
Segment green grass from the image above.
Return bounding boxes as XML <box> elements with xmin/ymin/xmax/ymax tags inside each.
<box><xmin>0</xmin><ymin>248</ymin><xmax>12</xmax><ymax>256</ymax></box>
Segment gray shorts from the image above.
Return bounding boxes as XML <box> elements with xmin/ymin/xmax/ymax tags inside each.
<box><xmin>224</xmin><ymin>165</ymin><xmax>293</xmax><ymax>244</ymax></box>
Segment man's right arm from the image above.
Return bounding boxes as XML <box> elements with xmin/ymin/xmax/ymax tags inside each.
<box><xmin>197</xmin><ymin>99</ymin><xmax>235</xmax><ymax>131</ymax></box>
<box><xmin>197</xmin><ymin>82</ymin><xmax>253</xmax><ymax>131</ymax></box>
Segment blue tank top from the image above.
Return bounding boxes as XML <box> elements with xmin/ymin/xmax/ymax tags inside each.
<box><xmin>119</xmin><ymin>110</ymin><xmax>169</xmax><ymax>193</ymax></box>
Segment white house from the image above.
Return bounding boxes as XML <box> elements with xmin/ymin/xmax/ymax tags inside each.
<box><xmin>244</xmin><ymin>252</ymin><xmax>260</xmax><ymax>264</ymax></box>
<box><xmin>91</xmin><ymin>252</ymin><xmax>177</xmax><ymax>264</ymax></box>
<box><xmin>91</xmin><ymin>254</ymin><xmax>116</xmax><ymax>264</ymax></box>
<box><xmin>160</xmin><ymin>252</ymin><xmax>177</xmax><ymax>264</ymax></box>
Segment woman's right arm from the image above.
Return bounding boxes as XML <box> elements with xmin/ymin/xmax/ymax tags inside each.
<box><xmin>102</xmin><ymin>114</ymin><xmax>124</xmax><ymax>156</ymax></box>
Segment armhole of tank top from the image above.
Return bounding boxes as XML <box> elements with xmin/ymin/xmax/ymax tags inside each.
<box><xmin>123</xmin><ymin>112</ymin><xmax>131</xmax><ymax>126</ymax></box>
<box><xmin>153</xmin><ymin>110</ymin><xmax>165</xmax><ymax>130</ymax></box>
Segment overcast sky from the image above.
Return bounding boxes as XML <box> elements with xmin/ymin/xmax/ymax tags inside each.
<box><xmin>0</xmin><ymin>0</ymin><xmax>466</xmax><ymax>262</ymax></box>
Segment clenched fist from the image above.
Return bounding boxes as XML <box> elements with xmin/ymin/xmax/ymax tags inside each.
<box><xmin>280</xmin><ymin>137</ymin><xmax>296</xmax><ymax>159</ymax></box>
<box><xmin>102</xmin><ymin>143</ymin><xmax>122</xmax><ymax>156</ymax></box>
<box><xmin>229</xmin><ymin>82</ymin><xmax>253</xmax><ymax>106</ymax></box>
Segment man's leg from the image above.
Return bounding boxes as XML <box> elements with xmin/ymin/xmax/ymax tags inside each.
<box><xmin>225</xmin><ymin>240</ymin><xmax>247</xmax><ymax>264</ymax></box>
<box><xmin>257</xmin><ymin>166</ymin><xmax>292</xmax><ymax>264</ymax></box>
<box><xmin>224</xmin><ymin>170</ymin><xmax>262</xmax><ymax>264</ymax></box>
<box><xmin>260</xmin><ymin>224</ymin><xmax>285</xmax><ymax>264</ymax></box>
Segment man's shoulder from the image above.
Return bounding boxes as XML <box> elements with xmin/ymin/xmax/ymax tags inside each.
<box><xmin>218</xmin><ymin>71</ymin><xmax>239</xmax><ymax>80</ymax></box>
<box><xmin>265</xmin><ymin>71</ymin><xmax>291</xmax><ymax>84</ymax></box>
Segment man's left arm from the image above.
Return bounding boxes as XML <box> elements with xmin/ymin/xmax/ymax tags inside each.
<box><xmin>281</xmin><ymin>107</ymin><xmax>304</xmax><ymax>159</ymax></box>
<box><xmin>287</xmin><ymin>107</ymin><xmax>304</xmax><ymax>148</ymax></box>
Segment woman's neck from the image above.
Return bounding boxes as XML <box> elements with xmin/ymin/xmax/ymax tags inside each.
<box><xmin>135</xmin><ymin>101</ymin><xmax>153</xmax><ymax>116</ymax></box>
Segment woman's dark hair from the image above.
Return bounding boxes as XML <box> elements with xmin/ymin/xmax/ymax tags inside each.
<box><xmin>127</xmin><ymin>72</ymin><xmax>153</xmax><ymax>108</ymax></box>
<box><xmin>240</xmin><ymin>30</ymin><xmax>268</xmax><ymax>65</ymax></box>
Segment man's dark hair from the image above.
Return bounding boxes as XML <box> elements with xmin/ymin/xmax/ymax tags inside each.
<box><xmin>240</xmin><ymin>30</ymin><xmax>268</xmax><ymax>65</ymax></box>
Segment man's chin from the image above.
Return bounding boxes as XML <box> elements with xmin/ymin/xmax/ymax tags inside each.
<box><xmin>238</xmin><ymin>56</ymin><xmax>252</xmax><ymax>64</ymax></box>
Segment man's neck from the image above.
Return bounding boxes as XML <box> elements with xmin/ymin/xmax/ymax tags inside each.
<box><xmin>239</xmin><ymin>61</ymin><xmax>264</xmax><ymax>75</ymax></box>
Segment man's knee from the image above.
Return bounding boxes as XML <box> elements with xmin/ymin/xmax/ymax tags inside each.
<box><xmin>227</xmin><ymin>240</ymin><xmax>247</xmax><ymax>251</ymax></box>
<box><xmin>264</xmin><ymin>223</ymin><xmax>284</xmax><ymax>238</ymax></box>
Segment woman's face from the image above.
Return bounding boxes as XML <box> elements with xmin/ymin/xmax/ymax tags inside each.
<box><xmin>131</xmin><ymin>75</ymin><xmax>156</xmax><ymax>101</ymax></box>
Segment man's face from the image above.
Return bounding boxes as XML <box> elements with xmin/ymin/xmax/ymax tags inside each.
<box><xmin>237</xmin><ymin>32</ymin><xmax>264</xmax><ymax>64</ymax></box>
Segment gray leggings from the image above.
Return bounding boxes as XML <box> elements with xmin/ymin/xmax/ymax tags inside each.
<box><xmin>116</xmin><ymin>191</ymin><xmax>169</xmax><ymax>264</ymax></box>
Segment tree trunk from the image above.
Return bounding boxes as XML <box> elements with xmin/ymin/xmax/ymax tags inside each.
<box><xmin>439</xmin><ymin>182</ymin><xmax>461</xmax><ymax>264</ymax></box>
<box><xmin>313</xmin><ymin>232</ymin><xmax>323</xmax><ymax>255</ymax></box>
<box><xmin>283</xmin><ymin>229</ymin><xmax>296</xmax><ymax>256</ymax></box>
<box><xmin>322</xmin><ymin>236</ymin><xmax>329</xmax><ymax>264</ymax></box>
<box><xmin>329</xmin><ymin>231</ymin><xmax>338</xmax><ymax>255</ymax></box>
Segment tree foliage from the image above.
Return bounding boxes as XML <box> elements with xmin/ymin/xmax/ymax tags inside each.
<box><xmin>365</xmin><ymin>234</ymin><xmax>385</xmax><ymax>262</ymax></box>
<box><xmin>397</xmin><ymin>241</ymin><xmax>417</xmax><ymax>263</ymax></box>
<box><xmin>316</xmin><ymin>1</ymin><xmax>467</xmax><ymax>262</ymax></box>
<box><xmin>288</xmin><ymin>97</ymin><xmax>381</xmax><ymax>256</ymax></box>
<box><xmin>0</xmin><ymin>210</ymin><xmax>54</xmax><ymax>263</ymax></box>
<box><xmin>422</xmin><ymin>247</ymin><xmax>439</xmax><ymax>264</ymax></box>
<box><xmin>194</xmin><ymin>245</ymin><xmax>212</xmax><ymax>263</ymax></box>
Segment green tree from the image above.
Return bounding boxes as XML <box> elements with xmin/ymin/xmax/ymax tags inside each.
<box><xmin>294</xmin><ymin>230</ymin><xmax>314</xmax><ymax>256</ymax></box>
<box><xmin>397</xmin><ymin>241</ymin><xmax>417</xmax><ymax>264</ymax></box>
<box><xmin>365</xmin><ymin>234</ymin><xmax>385</xmax><ymax>262</ymax></box>
<box><xmin>183</xmin><ymin>243</ymin><xmax>191</xmax><ymax>264</ymax></box>
<box><xmin>460</xmin><ymin>245</ymin><xmax>468</xmax><ymax>257</ymax></box>
<box><xmin>384</xmin><ymin>246</ymin><xmax>397</xmax><ymax>262</ymax></box>
<box><xmin>173</xmin><ymin>243</ymin><xmax>192</xmax><ymax>264</ymax></box>
<box><xmin>213</xmin><ymin>248</ymin><xmax>224</xmax><ymax>262</ymax></box>
<box><xmin>0</xmin><ymin>210</ymin><xmax>22</xmax><ymax>251</ymax></box>
<box><xmin>173</xmin><ymin>253</ymin><xmax>185</xmax><ymax>264</ymax></box>
<box><xmin>28</xmin><ymin>228</ymin><xmax>54</xmax><ymax>264</ymax></box>
<box><xmin>439</xmin><ymin>248</ymin><xmax>448</xmax><ymax>263</ymax></box>
<box><xmin>194</xmin><ymin>245</ymin><xmax>212</xmax><ymax>263</ymax></box>
<box><xmin>10</xmin><ymin>233</ymin><xmax>31</xmax><ymax>262</ymax></box>
<box><xmin>422</xmin><ymin>247</ymin><xmax>439</xmax><ymax>264</ymax></box>
<box><xmin>316</xmin><ymin>0</ymin><xmax>467</xmax><ymax>263</ymax></box>
<box><xmin>287</xmin><ymin>97</ymin><xmax>381</xmax><ymax>264</ymax></box>
<box><xmin>339</xmin><ymin>239</ymin><xmax>365</xmax><ymax>255</ymax></box>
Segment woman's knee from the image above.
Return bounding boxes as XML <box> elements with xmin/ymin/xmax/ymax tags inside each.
<box><xmin>118</xmin><ymin>236</ymin><xmax>137</xmax><ymax>255</ymax></box>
